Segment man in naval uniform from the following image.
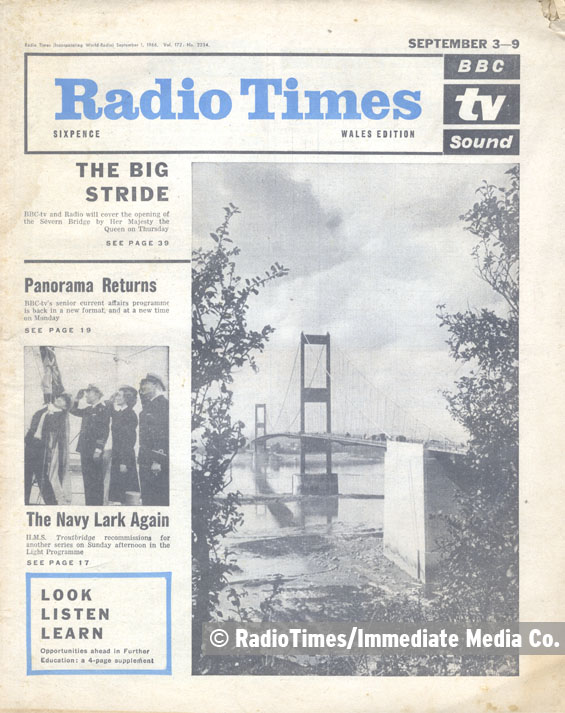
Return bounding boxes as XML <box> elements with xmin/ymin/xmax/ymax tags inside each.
<box><xmin>138</xmin><ymin>373</ymin><xmax>169</xmax><ymax>506</ymax></box>
<box><xmin>24</xmin><ymin>392</ymin><xmax>72</xmax><ymax>505</ymax></box>
<box><xmin>70</xmin><ymin>384</ymin><xmax>110</xmax><ymax>506</ymax></box>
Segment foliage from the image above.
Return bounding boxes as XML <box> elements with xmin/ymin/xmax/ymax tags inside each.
<box><xmin>436</xmin><ymin>166</ymin><xmax>519</xmax><ymax>623</ymax></box>
<box><xmin>191</xmin><ymin>205</ymin><xmax>288</xmax><ymax>670</ymax></box>
<box><xmin>226</xmin><ymin>575</ymin><xmax>284</xmax><ymax>623</ymax></box>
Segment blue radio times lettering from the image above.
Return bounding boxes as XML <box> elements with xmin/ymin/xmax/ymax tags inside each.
<box><xmin>54</xmin><ymin>77</ymin><xmax>422</xmax><ymax>121</ymax></box>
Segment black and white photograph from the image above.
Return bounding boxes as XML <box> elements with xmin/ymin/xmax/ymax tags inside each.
<box><xmin>192</xmin><ymin>162</ymin><xmax>519</xmax><ymax>675</ymax></box>
<box><xmin>24</xmin><ymin>346</ymin><xmax>169</xmax><ymax>507</ymax></box>
<box><xmin>4</xmin><ymin>0</ymin><xmax>565</xmax><ymax>709</ymax></box>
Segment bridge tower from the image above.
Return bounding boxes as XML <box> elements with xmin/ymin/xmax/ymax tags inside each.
<box><xmin>254</xmin><ymin>403</ymin><xmax>267</xmax><ymax>454</ymax></box>
<box><xmin>298</xmin><ymin>333</ymin><xmax>337</xmax><ymax>494</ymax></box>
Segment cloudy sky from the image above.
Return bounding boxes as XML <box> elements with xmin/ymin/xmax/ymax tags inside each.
<box><xmin>193</xmin><ymin>162</ymin><xmax>516</xmax><ymax>442</ymax></box>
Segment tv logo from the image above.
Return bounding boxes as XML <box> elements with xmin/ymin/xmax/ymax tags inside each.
<box><xmin>455</xmin><ymin>88</ymin><xmax>506</xmax><ymax>121</ymax></box>
<box><xmin>444</xmin><ymin>84</ymin><xmax>519</xmax><ymax>124</ymax></box>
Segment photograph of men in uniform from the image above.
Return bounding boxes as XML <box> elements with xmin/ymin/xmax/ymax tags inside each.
<box><xmin>24</xmin><ymin>393</ymin><xmax>72</xmax><ymax>505</ymax></box>
<box><xmin>24</xmin><ymin>346</ymin><xmax>169</xmax><ymax>505</ymax></box>
<box><xmin>138</xmin><ymin>373</ymin><xmax>169</xmax><ymax>506</ymax></box>
<box><xmin>70</xmin><ymin>384</ymin><xmax>110</xmax><ymax>506</ymax></box>
<box><xmin>108</xmin><ymin>386</ymin><xmax>140</xmax><ymax>505</ymax></box>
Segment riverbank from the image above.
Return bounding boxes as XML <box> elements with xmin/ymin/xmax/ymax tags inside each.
<box><xmin>206</xmin><ymin>526</ymin><xmax>516</xmax><ymax>676</ymax></box>
<box><xmin>227</xmin><ymin>526</ymin><xmax>421</xmax><ymax>611</ymax></box>
<box><xmin>209</xmin><ymin>525</ymin><xmax>430</xmax><ymax>675</ymax></box>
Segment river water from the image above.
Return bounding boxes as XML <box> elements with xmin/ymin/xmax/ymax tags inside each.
<box><xmin>222</xmin><ymin>450</ymin><xmax>385</xmax><ymax>584</ymax></box>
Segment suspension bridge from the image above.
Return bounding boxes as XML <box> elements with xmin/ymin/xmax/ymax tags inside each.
<box><xmin>252</xmin><ymin>332</ymin><xmax>465</xmax><ymax>461</ymax></box>
<box><xmin>247</xmin><ymin>333</ymin><xmax>468</xmax><ymax>583</ymax></box>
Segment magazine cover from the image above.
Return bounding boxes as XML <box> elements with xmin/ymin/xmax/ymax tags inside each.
<box><xmin>1</xmin><ymin>1</ymin><xmax>564</xmax><ymax>711</ymax></box>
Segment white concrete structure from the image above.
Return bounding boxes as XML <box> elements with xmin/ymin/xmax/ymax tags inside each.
<box><xmin>383</xmin><ymin>441</ymin><xmax>460</xmax><ymax>582</ymax></box>
<box><xmin>383</xmin><ymin>441</ymin><xmax>426</xmax><ymax>580</ymax></box>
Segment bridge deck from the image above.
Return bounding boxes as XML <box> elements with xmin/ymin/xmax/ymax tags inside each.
<box><xmin>252</xmin><ymin>431</ymin><xmax>466</xmax><ymax>456</ymax></box>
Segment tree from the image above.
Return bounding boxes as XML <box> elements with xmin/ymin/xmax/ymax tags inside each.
<box><xmin>436</xmin><ymin>166</ymin><xmax>519</xmax><ymax>625</ymax></box>
<box><xmin>191</xmin><ymin>205</ymin><xmax>288</xmax><ymax>671</ymax></box>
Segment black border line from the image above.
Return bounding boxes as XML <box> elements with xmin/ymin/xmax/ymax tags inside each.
<box><xmin>25</xmin><ymin>52</ymin><xmax>442</xmax><ymax>57</ymax></box>
<box><xmin>24</xmin><ymin>53</ymin><xmax>28</xmax><ymax>153</ymax></box>
<box><xmin>27</xmin><ymin>150</ymin><xmax>444</xmax><ymax>155</ymax></box>
<box><xmin>25</xmin><ymin>51</ymin><xmax>443</xmax><ymax>155</ymax></box>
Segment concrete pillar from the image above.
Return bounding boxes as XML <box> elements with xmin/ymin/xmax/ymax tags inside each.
<box><xmin>383</xmin><ymin>441</ymin><xmax>461</xmax><ymax>582</ymax></box>
<box><xmin>383</xmin><ymin>441</ymin><xmax>426</xmax><ymax>581</ymax></box>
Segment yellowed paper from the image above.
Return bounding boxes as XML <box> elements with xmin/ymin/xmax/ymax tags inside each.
<box><xmin>1</xmin><ymin>1</ymin><xmax>564</xmax><ymax>711</ymax></box>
